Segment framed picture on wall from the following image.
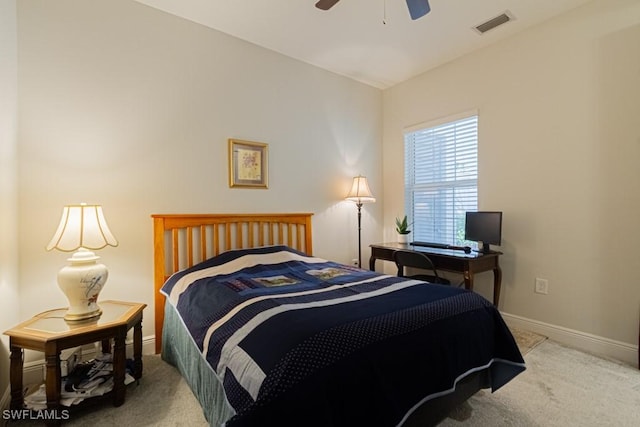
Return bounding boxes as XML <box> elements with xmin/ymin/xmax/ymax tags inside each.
<box><xmin>228</xmin><ymin>139</ymin><xmax>268</xmax><ymax>188</ymax></box>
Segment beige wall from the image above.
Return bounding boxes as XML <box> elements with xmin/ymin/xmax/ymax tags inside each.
<box><xmin>383</xmin><ymin>0</ymin><xmax>640</xmax><ymax>352</ymax></box>
<box><xmin>16</xmin><ymin>0</ymin><xmax>382</xmax><ymax>343</ymax></box>
<box><xmin>0</xmin><ymin>0</ymin><xmax>19</xmax><ymax>400</ymax></box>
<box><xmin>11</xmin><ymin>0</ymin><xmax>639</xmax><ymax>372</ymax></box>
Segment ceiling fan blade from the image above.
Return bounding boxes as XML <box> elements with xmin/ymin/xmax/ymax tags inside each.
<box><xmin>315</xmin><ymin>0</ymin><xmax>340</xmax><ymax>11</ymax></box>
<box><xmin>406</xmin><ymin>0</ymin><xmax>430</xmax><ymax>20</ymax></box>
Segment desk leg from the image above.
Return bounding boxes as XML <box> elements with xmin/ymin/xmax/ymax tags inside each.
<box><xmin>112</xmin><ymin>328</ymin><xmax>126</xmax><ymax>407</ymax></box>
<box><xmin>133</xmin><ymin>320</ymin><xmax>143</xmax><ymax>380</ymax></box>
<box><xmin>9</xmin><ymin>344</ymin><xmax>23</xmax><ymax>410</ymax></box>
<box><xmin>465</xmin><ymin>267</ymin><xmax>502</xmax><ymax>307</ymax></box>
<box><xmin>369</xmin><ymin>255</ymin><xmax>377</xmax><ymax>271</ymax></box>
<box><xmin>463</xmin><ymin>271</ymin><xmax>474</xmax><ymax>292</ymax></box>
<box><xmin>493</xmin><ymin>266</ymin><xmax>502</xmax><ymax>307</ymax></box>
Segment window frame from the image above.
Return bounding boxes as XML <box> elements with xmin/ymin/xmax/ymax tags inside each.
<box><xmin>403</xmin><ymin>110</ymin><xmax>479</xmax><ymax>246</ymax></box>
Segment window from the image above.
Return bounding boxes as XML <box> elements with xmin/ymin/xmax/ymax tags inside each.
<box><xmin>404</xmin><ymin>113</ymin><xmax>478</xmax><ymax>246</ymax></box>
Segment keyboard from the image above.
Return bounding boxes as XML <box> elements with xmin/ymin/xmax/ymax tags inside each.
<box><xmin>410</xmin><ymin>241</ymin><xmax>451</xmax><ymax>249</ymax></box>
<box><xmin>411</xmin><ymin>241</ymin><xmax>472</xmax><ymax>254</ymax></box>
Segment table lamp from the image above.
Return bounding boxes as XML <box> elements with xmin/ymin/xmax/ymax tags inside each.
<box><xmin>345</xmin><ymin>175</ymin><xmax>375</xmax><ymax>268</ymax></box>
<box><xmin>46</xmin><ymin>203</ymin><xmax>118</xmax><ymax>321</ymax></box>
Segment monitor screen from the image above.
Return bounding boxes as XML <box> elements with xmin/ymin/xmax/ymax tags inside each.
<box><xmin>465</xmin><ymin>211</ymin><xmax>502</xmax><ymax>252</ymax></box>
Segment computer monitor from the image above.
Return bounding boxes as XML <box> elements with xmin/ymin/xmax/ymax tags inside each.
<box><xmin>465</xmin><ymin>211</ymin><xmax>502</xmax><ymax>253</ymax></box>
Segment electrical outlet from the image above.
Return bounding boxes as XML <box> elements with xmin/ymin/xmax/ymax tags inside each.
<box><xmin>534</xmin><ymin>278</ymin><xmax>548</xmax><ymax>295</ymax></box>
<box><xmin>351</xmin><ymin>258</ymin><xmax>359</xmax><ymax>267</ymax></box>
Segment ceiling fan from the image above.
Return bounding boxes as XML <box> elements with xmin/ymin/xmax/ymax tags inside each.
<box><xmin>315</xmin><ymin>0</ymin><xmax>431</xmax><ymax>20</ymax></box>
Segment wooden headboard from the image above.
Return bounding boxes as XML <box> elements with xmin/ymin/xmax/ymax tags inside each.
<box><xmin>151</xmin><ymin>213</ymin><xmax>314</xmax><ymax>353</ymax></box>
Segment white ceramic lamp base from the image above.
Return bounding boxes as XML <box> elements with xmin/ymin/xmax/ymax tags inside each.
<box><xmin>57</xmin><ymin>248</ymin><xmax>108</xmax><ymax>321</ymax></box>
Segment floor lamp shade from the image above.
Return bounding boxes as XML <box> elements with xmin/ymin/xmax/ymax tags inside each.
<box><xmin>46</xmin><ymin>204</ymin><xmax>118</xmax><ymax>321</ymax></box>
<box><xmin>346</xmin><ymin>176</ymin><xmax>375</xmax><ymax>268</ymax></box>
<box><xmin>345</xmin><ymin>175</ymin><xmax>376</xmax><ymax>204</ymax></box>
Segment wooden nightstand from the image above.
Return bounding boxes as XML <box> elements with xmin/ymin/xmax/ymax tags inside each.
<box><xmin>3</xmin><ymin>300</ymin><xmax>146</xmax><ymax>426</ymax></box>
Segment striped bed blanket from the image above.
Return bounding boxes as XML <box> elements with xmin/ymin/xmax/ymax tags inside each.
<box><xmin>161</xmin><ymin>245</ymin><xmax>525</xmax><ymax>427</ymax></box>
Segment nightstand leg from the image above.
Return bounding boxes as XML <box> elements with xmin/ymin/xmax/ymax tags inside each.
<box><xmin>112</xmin><ymin>328</ymin><xmax>126</xmax><ymax>406</ymax></box>
<box><xmin>9</xmin><ymin>344</ymin><xmax>23</xmax><ymax>410</ymax></box>
<box><xmin>45</xmin><ymin>348</ymin><xmax>62</xmax><ymax>426</ymax></box>
<box><xmin>133</xmin><ymin>319</ymin><xmax>143</xmax><ymax>380</ymax></box>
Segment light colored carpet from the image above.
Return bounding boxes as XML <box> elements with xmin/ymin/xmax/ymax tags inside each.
<box><xmin>10</xmin><ymin>333</ymin><xmax>640</xmax><ymax>426</ymax></box>
<box><xmin>440</xmin><ymin>339</ymin><xmax>640</xmax><ymax>426</ymax></box>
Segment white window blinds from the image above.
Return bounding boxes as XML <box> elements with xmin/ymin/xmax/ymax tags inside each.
<box><xmin>404</xmin><ymin>114</ymin><xmax>478</xmax><ymax>246</ymax></box>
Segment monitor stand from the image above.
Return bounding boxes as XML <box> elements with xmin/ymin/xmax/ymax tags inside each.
<box><xmin>474</xmin><ymin>242</ymin><xmax>491</xmax><ymax>254</ymax></box>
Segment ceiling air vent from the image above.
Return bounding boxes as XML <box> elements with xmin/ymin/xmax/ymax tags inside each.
<box><xmin>474</xmin><ymin>11</ymin><xmax>514</xmax><ymax>34</ymax></box>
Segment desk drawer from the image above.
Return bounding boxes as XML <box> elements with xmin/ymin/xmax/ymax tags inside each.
<box><xmin>433</xmin><ymin>257</ymin><xmax>467</xmax><ymax>273</ymax></box>
<box><xmin>372</xmin><ymin>247</ymin><xmax>396</xmax><ymax>261</ymax></box>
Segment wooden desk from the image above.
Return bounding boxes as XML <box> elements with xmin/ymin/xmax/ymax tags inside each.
<box><xmin>3</xmin><ymin>300</ymin><xmax>146</xmax><ymax>426</ymax></box>
<box><xmin>369</xmin><ymin>242</ymin><xmax>503</xmax><ymax>306</ymax></box>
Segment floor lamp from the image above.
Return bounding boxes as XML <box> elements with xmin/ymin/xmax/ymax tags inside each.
<box><xmin>346</xmin><ymin>175</ymin><xmax>376</xmax><ymax>268</ymax></box>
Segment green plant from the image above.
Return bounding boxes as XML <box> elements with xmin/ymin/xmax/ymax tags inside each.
<box><xmin>395</xmin><ymin>215</ymin><xmax>411</xmax><ymax>234</ymax></box>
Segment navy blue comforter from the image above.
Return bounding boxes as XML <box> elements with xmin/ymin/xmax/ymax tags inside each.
<box><xmin>161</xmin><ymin>245</ymin><xmax>525</xmax><ymax>426</ymax></box>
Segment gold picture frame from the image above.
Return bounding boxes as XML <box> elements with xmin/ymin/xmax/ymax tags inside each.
<box><xmin>228</xmin><ymin>139</ymin><xmax>268</xmax><ymax>188</ymax></box>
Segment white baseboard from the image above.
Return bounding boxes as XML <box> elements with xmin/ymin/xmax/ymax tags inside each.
<box><xmin>1</xmin><ymin>335</ymin><xmax>156</xmax><ymax>414</ymax></box>
<box><xmin>501</xmin><ymin>312</ymin><xmax>638</xmax><ymax>368</ymax></box>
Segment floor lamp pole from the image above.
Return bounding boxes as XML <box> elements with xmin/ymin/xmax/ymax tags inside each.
<box><xmin>345</xmin><ymin>175</ymin><xmax>375</xmax><ymax>269</ymax></box>
<box><xmin>356</xmin><ymin>202</ymin><xmax>363</xmax><ymax>268</ymax></box>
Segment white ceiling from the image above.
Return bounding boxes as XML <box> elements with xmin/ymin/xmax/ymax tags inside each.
<box><xmin>134</xmin><ymin>0</ymin><xmax>592</xmax><ymax>89</ymax></box>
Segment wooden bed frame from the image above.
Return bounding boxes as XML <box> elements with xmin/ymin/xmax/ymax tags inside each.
<box><xmin>151</xmin><ymin>212</ymin><xmax>494</xmax><ymax>426</ymax></box>
<box><xmin>152</xmin><ymin>213</ymin><xmax>314</xmax><ymax>354</ymax></box>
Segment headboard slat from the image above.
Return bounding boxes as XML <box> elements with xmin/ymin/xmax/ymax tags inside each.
<box><xmin>214</xmin><ymin>225</ymin><xmax>221</xmax><ymax>256</ymax></box>
<box><xmin>268</xmin><ymin>223</ymin><xmax>274</xmax><ymax>245</ymax></box>
<box><xmin>171</xmin><ymin>228</ymin><xmax>179</xmax><ymax>273</ymax></box>
<box><xmin>200</xmin><ymin>225</ymin><xmax>207</xmax><ymax>260</ymax></box>
<box><xmin>187</xmin><ymin>227</ymin><xmax>194</xmax><ymax>267</ymax></box>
